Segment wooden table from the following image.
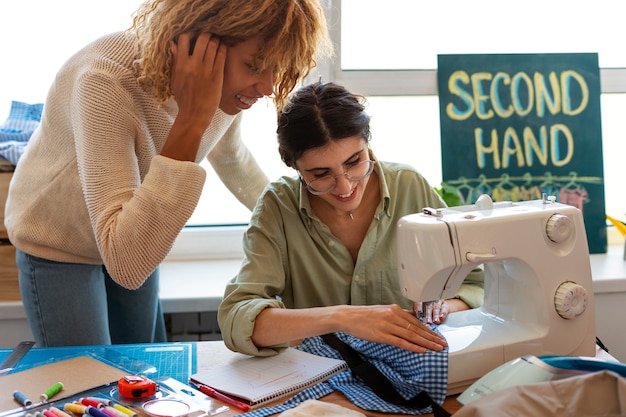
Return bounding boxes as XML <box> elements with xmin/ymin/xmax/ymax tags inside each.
<box><xmin>316</xmin><ymin>392</ymin><xmax>461</xmax><ymax>416</ymax></box>
<box><xmin>195</xmin><ymin>341</ymin><xmax>461</xmax><ymax>416</ymax></box>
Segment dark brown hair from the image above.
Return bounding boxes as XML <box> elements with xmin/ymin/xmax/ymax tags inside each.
<box><xmin>277</xmin><ymin>82</ymin><xmax>371</xmax><ymax>168</ymax></box>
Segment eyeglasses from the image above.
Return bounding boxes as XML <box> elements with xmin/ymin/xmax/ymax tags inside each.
<box><xmin>302</xmin><ymin>160</ymin><xmax>375</xmax><ymax>195</ymax></box>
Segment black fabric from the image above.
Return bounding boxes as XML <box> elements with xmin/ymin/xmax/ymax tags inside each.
<box><xmin>320</xmin><ymin>333</ymin><xmax>451</xmax><ymax>417</ymax></box>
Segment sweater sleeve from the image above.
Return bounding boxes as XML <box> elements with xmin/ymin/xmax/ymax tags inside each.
<box><xmin>207</xmin><ymin>114</ymin><xmax>269</xmax><ymax>211</ymax></box>
<box><xmin>72</xmin><ymin>71</ymin><xmax>206</xmax><ymax>289</ymax></box>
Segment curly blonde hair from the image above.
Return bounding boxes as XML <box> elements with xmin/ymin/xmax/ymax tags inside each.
<box><xmin>131</xmin><ymin>0</ymin><xmax>333</xmax><ymax>110</ymax></box>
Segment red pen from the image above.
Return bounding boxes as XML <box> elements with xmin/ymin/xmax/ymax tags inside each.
<box><xmin>196</xmin><ymin>384</ymin><xmax>250</xmax><ymax>412</ymax></box>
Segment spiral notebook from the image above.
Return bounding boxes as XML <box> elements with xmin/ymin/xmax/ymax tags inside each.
<box><xmin>189</xmin><ymin>347</ymin><xmax>347</xmax><ymax>408</ymax></box>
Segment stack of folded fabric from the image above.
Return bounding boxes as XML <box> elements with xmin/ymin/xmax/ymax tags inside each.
<box><xmin>0</xmin><ymin>100</ymin><xmax>43</xmax><ymax>165</ymax></box>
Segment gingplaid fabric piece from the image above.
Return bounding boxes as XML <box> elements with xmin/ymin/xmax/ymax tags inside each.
<box><xmin>238</xmin><ymin>330</ymin><xmax>448</xmax><ymax>417</ymax></box>
<box><xmin>0</xmin><ymin>101</ymin><xmax>43</xmax><ymax>164</ymax></box>
<box><xmin>0</xmin><ymin>142</ymin><xmax>27</xmax><ymax>166</ymax></box>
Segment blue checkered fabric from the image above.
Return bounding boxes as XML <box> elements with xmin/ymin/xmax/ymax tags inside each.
<box><xmin>239</xmin><ymin>330</ymin><xmax>448</xmax><ymax>416</ymax></box>
<box><xmin>0</xmin><ymin>101</ymin><xmax>43</xmax><ymax>164</ymax></box>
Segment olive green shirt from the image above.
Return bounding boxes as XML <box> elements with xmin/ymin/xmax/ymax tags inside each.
<box><xmin>218</xmin><ymin>161</ymin><xmax>484</xmax><ymax>356</ymax></box>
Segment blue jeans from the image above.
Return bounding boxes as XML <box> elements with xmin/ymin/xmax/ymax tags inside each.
<box><xmin>16</xmin><ymin>249</ymin><xmax>167</xmax><ymax>347</ymax></box>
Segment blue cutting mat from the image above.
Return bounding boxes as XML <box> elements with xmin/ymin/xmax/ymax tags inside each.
<box><xmin>0</xmin><ymin>342</ymin><xmax>196</xmax><ymax>383</ymax></box>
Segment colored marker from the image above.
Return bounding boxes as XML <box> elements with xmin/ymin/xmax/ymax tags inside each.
<box><xmin>100</xmin><ymin>407</ymin><xmax>126</xmax><ymax>417</ymax></box>
<box><xmin>86</xmin><ymin>406</ymin><xmax>109</xmax><ymax>417</ymax></box>
<box><xmin>112</xmin><ymin>403</ymin><xmax>137</xmax><ymax>417</ymax></box>
<box><xmin>41</xmin><ymin>382</ymin><xmax>64</xmax><ymax>401</ymax></box>
<box><xmin>103</xmin><ymin>406</ymin><xmax>129</xmax><ymax>417</ymax></box>
<box><xmin>13</xmin><ymin>390</ymin><xmax>32</xmax><ymax>406</ymax></box>
<box><xmin>196</xmin><ymin>384</ymin><xmax>250</xmax><ymax>412</ymax></box>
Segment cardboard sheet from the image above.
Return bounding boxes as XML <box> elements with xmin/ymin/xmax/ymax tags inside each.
<box><xmin>0</xmin><ymin>356</ymin><xmax>128</xmax><ymax>413</ymax></box>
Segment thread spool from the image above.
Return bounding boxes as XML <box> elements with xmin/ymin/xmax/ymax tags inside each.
<box><xmin>112</xmin><ymin>404</ymin><xmax>137</xmax><ymax>417</ymax></box>
<box><xmin>83</xmin><ymin>398</ymin><xmax>112</xmax><ymax>407</ymax></box>
<box><xmin>102</xmin><ymin>406</ymin><xmax>128</xmax><ymax>417</ymax></box>
<box><xmin>42</xmin><ymin>410</ymin><xmax>57</xmax><ymax>417</ymax></box>
<box><xmin>63</xmin><ymin>403</ymin><xmax>87</xmax><ymax>414</ymax></box>
<box><xmin>86</xmin><ymin>406</ymin><xmax>110</xmax><ymax>417</ymax></box>
<box><xmin>81</xmin><ymin>398</ymin><xmax>105</xmax><ymax>408</ymax></box>
<box><xmin>41</xmin><ymin>382</ymin><xmax>64</xmax><ymax>401</ymax></box>
<box><xmin>101</xmin><ymin>407</ymin><xmax>126</xmax><ymax>417</ymax></box>
<box><xmin>49</xmin><ymin>407</ymin><xmax>72</xmax><ymax>417</ymax></box>
<box><xmin>13</xmin><ymin>390</ymin><xmax>32</xmax><ymax>406</ymax></box>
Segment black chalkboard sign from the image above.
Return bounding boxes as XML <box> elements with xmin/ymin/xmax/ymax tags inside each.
<box><xmin>438</xmin><ymin>53</ymin><xmax>606</xmax><ymax>254</ymax></box>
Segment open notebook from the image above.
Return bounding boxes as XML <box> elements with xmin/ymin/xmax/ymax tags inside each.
<box><xmin>189</xmin><ymin>348</ymin><xmax>347</xmax><ymax>408</ymax></box>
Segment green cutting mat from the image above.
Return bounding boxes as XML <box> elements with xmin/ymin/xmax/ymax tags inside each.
<box><xmin>0</xmin><ymin>342</ymin><xmax>196</xmax><ymax>383</ymax></box>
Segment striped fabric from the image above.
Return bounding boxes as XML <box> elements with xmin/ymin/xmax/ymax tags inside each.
<box><xmin>0</xmin><ymin>101</ymin><xmax>43</xmax><ymax>164</ymax></box>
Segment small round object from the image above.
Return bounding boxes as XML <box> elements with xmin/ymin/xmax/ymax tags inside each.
<box><xmin>554</xmin><ymin>281</ymin><xmax>588</xmax><ymax>319</ymax></box>
<box><xmin>118</xmin><ymin>376</ymin><xmax>158</xmax><ymax>399</ymax></box>
<box><xmin>546</xmin><ymin>214</ymin><xmax>572</xmax><ymax>243</ymax></box>
<box><xmin>142</xmin><ymin>399</ymin><xmax>191</xmax><ymax>417</ymax></box>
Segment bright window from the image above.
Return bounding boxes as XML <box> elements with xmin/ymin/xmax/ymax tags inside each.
<box><xmin>2</xmin><ymin>0</ymin><xmax>625</xmax><ymax>252</ymax></box>
<box><xmin>0</xmin><ymin>1</ymin><xmax>143</xmax><ymax>115</ymax></box>
<box><xmin>332</xmin><ymin>0</ymin><xmax>626</xmax><ymax>224</ymax></box>
<box><xmin>341</xmin><ymin>0</ymin><xmax>626</xmax><ymax>70</ymax></box>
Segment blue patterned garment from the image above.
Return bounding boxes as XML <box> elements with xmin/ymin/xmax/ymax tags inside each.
<box><xmin>239</xmin><ymin>331</ymin><xmax>448</xmax><ymax>417</ymax></box>
<box><xmin>0</xmin><ymin>101</ymin><xmax>43</xmax><ymax>164</ymax></box>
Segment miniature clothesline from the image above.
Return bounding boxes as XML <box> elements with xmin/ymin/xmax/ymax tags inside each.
<box><xmin>442</xmin><ymin>172</ymin><xmax>602</xmax><ymax>210</ymax></box>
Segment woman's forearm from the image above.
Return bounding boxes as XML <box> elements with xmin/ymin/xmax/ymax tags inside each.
<box><xmin>251</xmin><ymin>305</ymin><xmax>344</xmax><ymax>347</ymax></box>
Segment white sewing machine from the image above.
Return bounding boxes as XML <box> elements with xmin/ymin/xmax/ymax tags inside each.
<box><xmin>397</xmin><ymin>194</ymin><xmax>596</xmax><ymax>394</ymax></box>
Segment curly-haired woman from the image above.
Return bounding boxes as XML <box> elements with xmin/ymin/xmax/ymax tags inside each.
<box><xmin>5</xmin><ymin>0</ymin><xmax>332</xmax><ymax>347</ymax></box>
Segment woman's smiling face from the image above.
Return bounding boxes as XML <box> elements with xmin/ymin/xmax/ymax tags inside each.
<box><xmin>296</xmin><ymin>136</ymin><xmax>371</xmax><ymax>214</ymax></box>
<box><xmin>220</xmin><ymin>36</ymin><xmax>274</xmax><ymax>115</ymax></box>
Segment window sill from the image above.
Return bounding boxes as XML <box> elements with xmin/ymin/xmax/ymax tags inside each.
<box><xmin>159</xmin><ymin>258</ymin><xmax>241</xmax><ymax>314</ymax></box>
<box><xmin>166</xmin><ymin>225</ymin><xmax>246</xmax><ymax>261</ymax></box>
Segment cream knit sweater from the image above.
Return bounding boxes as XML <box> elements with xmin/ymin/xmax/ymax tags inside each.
<box><xmin>4</xmin><ymin>32</ymin><xmax>269</xmax><ymax>289</ymax></box>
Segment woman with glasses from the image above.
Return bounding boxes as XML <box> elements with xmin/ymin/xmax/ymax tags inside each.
<box><xmin>218</xmin><ymin>82</ymin><xmax>484</xmax><ymax>356</ymax></box>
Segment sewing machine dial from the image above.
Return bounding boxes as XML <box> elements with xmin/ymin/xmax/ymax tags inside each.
<box><xmin>554</xmin><ymin>281</ymin><xmax>588</xmax><ymax>319</ymax></box>
<box><xmin>545</xmin><ymin>214</ymin><xmax>573</xmax><ymax>243</ymax></box>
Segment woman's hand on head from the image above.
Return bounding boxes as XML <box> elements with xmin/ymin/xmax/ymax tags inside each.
<box><xmin>162</xmin><ymin>32</ymin><xmax>226</xmax><ymax>161</ymax></box>
<box><xmin>170</xmin><ymin>32</ymin><xmax>226</xmax><ymax>129</ymax></box>
<box><xmin>339</xmin><ymin>304</ymin><xmax>448</xmax><ymax>354</ymax></box>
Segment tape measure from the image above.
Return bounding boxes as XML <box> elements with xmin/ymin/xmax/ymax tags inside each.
<box><xmin>118</xmin><ymin>376</ymin><xmax>159</xmax><ymax>399</ymax></box>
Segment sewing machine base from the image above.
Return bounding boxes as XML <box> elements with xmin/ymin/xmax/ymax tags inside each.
<box><xmin>442</xmin><ymin>308</ymin><xmax>596</xmax><ymax>394</ymax></box>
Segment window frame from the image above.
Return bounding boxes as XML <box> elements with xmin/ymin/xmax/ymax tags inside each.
<box><xmin>170</xmin><ymin>0</ymin><xmax>626</xmax><ymax>261</ymax></box>
<box><xmin>320</xmin><ymin>0</ymin><xmax>626</xmax><ymax>96</ymax></box>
